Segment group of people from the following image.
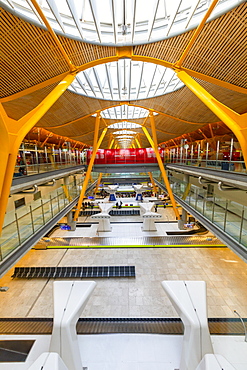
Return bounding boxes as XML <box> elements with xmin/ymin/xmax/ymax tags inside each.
<box><xmin>115</xmin><ymin>201</ymin><xmax>123</xmax><ymax>209</ymax></box>
<box><xmin>82</xmin><ymin>202</ymin><xmax>94</xmax><ymax>210</ymax></box>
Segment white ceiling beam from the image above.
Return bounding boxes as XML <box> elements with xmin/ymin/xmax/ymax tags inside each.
<box><xmin>111</xmin><ymin>0</ymin><xmax>118</xmax><ymax>44</ymax></box>
<box><xmin>88</xmin><ymin>0</ymin><xmax>102</xmax><ymax>43</ymax></box>
<box><xmin>66</xmin><ymin>0</ymin><xmax>84</xmax><ymax>38</ymax></box>
<box><xmin>83</xmin><ymin>71</ymin><xmax>96</xmax><ymax>96</ymax></box>
<box><xmin>105</xmin><ymin>64</ymin><xmax>114</xmax><ymax>100</ymax></box>
<box><xmin>165</xmin><ymin>0</ymin><xmax>182</xmax><ymax>36</ymax></box>
<box><xmin>47</xmin><ymin>0</ymin><xmax>65</xmax><ymax>33</ymax></box>
<box><xmin>75</xmin><ymin>76</ymin><xmax>88</xmax><ymax>95</ymax></box>
<box><xmin>147</xmin><ymin>0</ymin><xmax>160</xmax><ymax>41</ymax></box>
<box><xmin>185</xmin><ymin>0</ymin><xmax>201</xmax><ymax>29</ymax></box>
<box><xmin>93</xmin><ymin>67</ymin><xmax>104</xmax><ymax>98</ymax></box>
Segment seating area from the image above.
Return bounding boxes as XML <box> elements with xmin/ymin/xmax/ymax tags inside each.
<box><xmin>11</xmin><ymin>266</ymin><xmax>136</xmax><ymax>279</ymax></box>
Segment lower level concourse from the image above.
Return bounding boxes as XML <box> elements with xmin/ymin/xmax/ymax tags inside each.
<box><xmin>0</xmin><ymin>192</ymin><xmax>246</xmax><ymax>369</ymax></box>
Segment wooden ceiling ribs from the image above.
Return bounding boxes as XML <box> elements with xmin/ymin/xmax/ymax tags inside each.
<box><xmin>182</xmin><ymin>3</ymin><xmax>247</xmax><ymax>88</ymax></box>
<box><xmin>1</xmin><ymin>3</ymin><xmax>247</xmax><ymax>149</ymax></box>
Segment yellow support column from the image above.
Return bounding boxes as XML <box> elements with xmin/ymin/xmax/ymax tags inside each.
<box><xmin>93</xmin><ymin>113</ymin><xmax>101</xmax><ymax>150</ymax></box>
<box><xmin>135</xmin><ymin>138</ymin><xmax>141</xmax><ymax>148</ymax></box>
<box><xmin>176</xmin><ymin>70</ymin><xmax>247</xmax><ymax>167</ymax></box>
<box><xmin>143</xmin><ymin>113</ymin><xmax>180</xmax><ymax>220</ymax></box>
<box><xmin>74</xmin><ymin>127</ymin><xmax>107</xmax><ymax>220</ymax></box>
<box><xmin>94</xmin><ymin>173</ymin><xmax>103</xmax><ymax>196</ymax></box>
<box><xmin>148</xmin><ymin>172</ymin><xmax>158</xmax><ymax>195</ymax></box>
<box><xmin>109</xmin><ymin>138</ymin><xmax>115</xmax><ymax>149</ymax></box>
<box><xmin>0</xmin><ymin>73</ymin><xmax>75</xmax><ymax>233</ymax></box>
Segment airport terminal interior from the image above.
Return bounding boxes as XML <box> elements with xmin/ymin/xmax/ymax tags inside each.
<box><xmin>0</xmin><ymin>0</ymin><xmax>247</xmax><ymax>369</ymax></box>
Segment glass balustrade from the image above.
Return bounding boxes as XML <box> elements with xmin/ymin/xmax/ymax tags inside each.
<box><xmin>14</xmin><ymin>161</ymin><xmax>85</xmax><ymax>177</ymax></box>
<box><xmin>157</xmin><ymin>176</ymin><xmax>247</xmax><ymax>250</ymax></box>
<box><xmin>0</xmin><ymin>179</ymin><xmax>85</xmax><ymax>261</ymax></box>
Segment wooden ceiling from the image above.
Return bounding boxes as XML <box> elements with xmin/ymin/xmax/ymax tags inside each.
<box><xmin>1</xmin><ymin>3</ymin><xmax>247</xmax><ymax>149</ymax></box>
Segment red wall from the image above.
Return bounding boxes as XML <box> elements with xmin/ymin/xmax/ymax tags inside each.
<box><xmin>86</xmin><ymin>148</ymin><xmax>164</xmax><ymax>165</ymax></box>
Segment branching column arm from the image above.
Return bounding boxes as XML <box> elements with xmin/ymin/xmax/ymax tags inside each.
<box><xmin>148</xmin><ymin>172</ymin><xmax>158</xmax><ymax>195</ymax></box>
<box><xmin>94</xmin><ymin>173</ymin><xmax>103</xmax><ymax>196</ymax></box>
<box><xmin>143</xmin><ymin>113</ymin><xmax>180</xmax><ymax>220</ymax></box>
<box><xmin>176</xmin><ymin>70</ymin><xmax>247</xmax><ymax>167</ymax></box>
<box><xmin>74</xmin><ymin>123</ymin><xmax>107</xmax><ymax>221</ymax></box>
<box><xmin>0</xmin><ymin>73</ymin><xmax>75</xmax><ymax>234</ymax></box>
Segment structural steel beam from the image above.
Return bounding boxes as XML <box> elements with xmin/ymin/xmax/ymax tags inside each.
<box><xmin>135</xmin><ymin>138</ymin><xmax>141</xmax><ymax>148</ymax></box>
<box><xmin>148</xmin><ymin>171</ymin><xmax>158</xmax><ymax>195</ymax></box>
<box><xmin>74</xmin><ymin>127</ymin><xmax>107</xmax><ymax>220</ymax></box>
<box><xmin>93</xmin><ymin>113</ymin><xmax>101</xmax><ymax>150</ymax></box>
<box><xmin>0</xmin><ymin>73</ymin><xmax>75</xmax><ymax>234</ymax></box>
<box><xmin>142</xmin><ymin>114</ymin><xmax>180</xmax><ymax>220</ymax></box>
<box><xmin>94</xmin><ymin>173</ymin><xmax>102</xmax><ymax>196</ymax></box>
<box><xmin>176</xmin><ymin>70</ymin><xmax>247</xmax><ymax>167</ymax></box>
<box><xmin>175</xmin><ymin>0</ymin><xmax>219</xmax><ymax>68</ymax></box>
<box><xmin>30</xmin><ymin>0</ymin><xmax>76</xmax><ymax>72</ymax></box>
<box><xmin>109</xmin><ymin>138</ymin><xmax>115</xmax><ymax>149</ymax></box>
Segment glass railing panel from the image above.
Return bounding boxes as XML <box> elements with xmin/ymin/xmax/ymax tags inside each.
<box><xmin>188</xmin><ymin>186</ymin><xmax>197</xmax><ymax>208</ymax></box>
<box><xmin>0</xmin><ymin>222</ymin><xmax>20</xmax><ymax>259</ymax></box>
<box><xmin>1</xmin><ymin>180</ymin><xmax>83</xmax><ymax>262</ymax></box>
<box><xmin>14</xmin><ymin>162</ymin><xmax>84</xmax><ymax>177</ymax></box>
<box><xmin>240</xmin><ymin>206</ymin><xmax>247</xmax><ymax>247</ymax></box>
<box><xmin>225</xmin><ymin>202</ymin><xmax>243</xmax><ymax>242</ymax></box>
<box><xmin>17</xmin><ymin>212</ymin><xmax>34</xmax><ymax>244</ymax></box>
<box><xmin>212</xmin><ymin>197</ymin><xmax>227</xmax><ymax>230</ymax></box>
<box><xmin>195</xmin><ymin>188</ymin><xmax>205</xmax><ymax>213</ymax></box>
<box><xmin>31</xmin><ymin>203</ymin><xmax>45</xmax><ymax>232</ymax></box>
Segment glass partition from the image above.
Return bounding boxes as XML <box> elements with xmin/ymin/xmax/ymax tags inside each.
<box><xmin>0</xmin><ymin>179</ymin><xmax>84</xmax><ymax>261</ymax></box>
<box><xmin>157</xmin><ymin>175</ymin><xmax>247</xmax><ymax>250</ymax></box>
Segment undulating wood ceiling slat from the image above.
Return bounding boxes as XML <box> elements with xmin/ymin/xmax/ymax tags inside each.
<box><xmin>58</xmin><ymin>36</ymin><xmax>116</xmax><ymax>66</ymax></box>
<box><xmin>50</xmin><ymin>116</ymin><xmax>105</xmax><ymax>138</ymax></box>
<box><xmin>2</xmin><ymin>4</ymin><xmax>247</xmax><ymax>100</ymax></box>
<box><xmin>182</xmin><ymin>3</ymin><xmax>247</xmax><ymax>88</ymax></box>
<box><xmin>0</xmin><ymin>8</ymin><xmax>68</xmax><ymax>98</ymax></box>
<box><xmin>133</xmin><ymin>3</ymin><xmax>247</xmax><ymax>88</ymax></box>
<box><xmin>2</xmin><ymin>83</ymin><xmax>59</xmax><ymax>120</ymax></box>
<box><xmin>1</xmin><ymin>4</ymin><xmax>247</xmax><ymax>149</ymax></box>
<box><xmin>133</xmin><ymin>30</ymin><xmax>193</xmax><ymax>63</ymax></box>
<box><xmin>0</xmin><ymin>7</ymin><xmax>116</xmax><ymax>99</ymax></box>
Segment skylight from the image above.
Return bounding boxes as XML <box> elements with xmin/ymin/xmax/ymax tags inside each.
<box><xmin>101</xmin><ymin>106</ymin><xmax>157</xmax><ymax>120</ymax></box>
<box><xmin>113</xmin><ymin>130</ymin><xmax>137</xmax><ymax>135</ymax></box>
<box><xmin>3</xmin><ymin>0</ymin><xmax>241</xmax><ymax>46</ymax></box>
<box><xmin>69</xmin><ymin>60</ymin><xmax>184</xmax><ymax>100</ymax></box>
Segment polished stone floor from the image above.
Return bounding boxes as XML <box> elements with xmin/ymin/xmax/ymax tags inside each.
<box><xmin>0</xmin><ymin>245</ymin><xmax>246</xmax><ymax>319</ymax></box>
<box><xmin>0</xmin><ymin>197</ymin><xmax>246</xmax><ymax>319</ymax></box>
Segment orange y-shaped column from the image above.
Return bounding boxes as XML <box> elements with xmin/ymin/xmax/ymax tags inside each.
<box><xmin>0</xmin><ymin>74</ymin><xmax>75</xmax><ymax>233</ymax></box>
<box><xmin>142</xmin><ymin>112</ymin><xmax>180</xmax><ymax>220</ymax></box>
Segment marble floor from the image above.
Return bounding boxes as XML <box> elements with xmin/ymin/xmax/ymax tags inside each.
<box><xmin>0</xmin><ymin>245</ymin><xmax>246</xmax><ymax>319</ymax></box>
<box><xmin>0</xmin><ymin>196</ymin><xmax>246</xmax><ymax>320</ymax></box>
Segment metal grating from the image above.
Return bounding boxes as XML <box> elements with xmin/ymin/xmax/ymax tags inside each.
<box><xmin>41</xmin><ymin>235</ymin><xmax>225</xmax><ymax>247</ymax></box>
<box><xmin>11</xmin><ymin>266</ymin><xmax>135</xmax><ymax>279</ymax></box>
<box><xmin>0</xmin><ymin>318</ymin><xmax>246</xmax><ymax>335</ymax></box>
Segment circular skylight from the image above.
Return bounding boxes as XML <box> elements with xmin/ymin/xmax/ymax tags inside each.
<box><xmin>69</xmin><ymin>60</ymin><xmax>184</xmax><ymax>100</ymax></box>
<box><xmin>115</xmin><ymin>135</ymin><xmax>135</xmax><ymax>139</ymax></box>
<box><xmin>113</xmin><ymin>130</ymin><xmax>137</xmax><ymax>135</ymax></box>
<box><xmin>108</xmin><ymin>121</ymin><xmax>142</xmax><ymax>129</ymax></box>
<box><xmin>101</xmin><ymin>105</ymin><xmax>158</xmax><ymax>120</ymax></box>
<box><xmin>4</xmin><ymin>0</ymin><xmax>240</xmax><ymax>46</ymax></box>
